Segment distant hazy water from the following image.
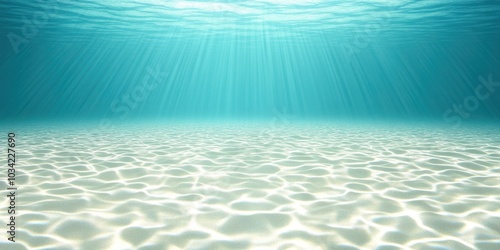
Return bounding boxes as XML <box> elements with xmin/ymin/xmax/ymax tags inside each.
<box><xmin>1</xmin><ymin>0</ymin><xmax>499</xmax><ymax>121</ymax></box>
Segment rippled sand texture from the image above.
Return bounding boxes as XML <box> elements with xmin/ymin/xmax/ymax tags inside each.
<box><xmin>5</xmin><ymin>122</ymin><xmax>500</xmax><ymax>250</ymax></box>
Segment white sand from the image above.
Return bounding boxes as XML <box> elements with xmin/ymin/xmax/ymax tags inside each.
<box><xmin>3</xmin><ymin>122</ymin><xmax>500</xmax><ymax>249</ymax></box>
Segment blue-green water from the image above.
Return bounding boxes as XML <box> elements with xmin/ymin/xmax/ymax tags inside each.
<box><xmin>2</xmin><ymin>2</ymin><xmax>500</xmax><ymax>249</ymax></box>
<box><xmin>1</xmin><ymin>0</ymin><xmax>500</xmax><ymax>124</ymax></box>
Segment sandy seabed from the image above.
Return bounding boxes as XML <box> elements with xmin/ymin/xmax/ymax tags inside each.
<box><xmin>3</xmin><ymin>122</ymin><xmax>500</xmax><ymax>250</ymax></box>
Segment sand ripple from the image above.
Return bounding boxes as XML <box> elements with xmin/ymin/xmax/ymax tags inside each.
<box><xmin>5</xmin><ymin>122</ymin><xmax>500</xmax><ymax>249</ymax></box>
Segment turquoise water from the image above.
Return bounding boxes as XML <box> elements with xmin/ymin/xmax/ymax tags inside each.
<box><xmin>1</xmin><ymin>0</ymin><xmax>500</xmax><ymax>123</ymax></box>
<box><xmin>1</xmin><ymin>1</ymin><xmax>500</xmax><ymax>249</ymax></box>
